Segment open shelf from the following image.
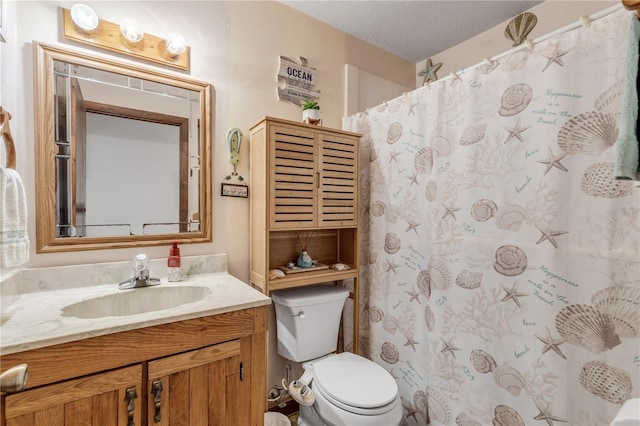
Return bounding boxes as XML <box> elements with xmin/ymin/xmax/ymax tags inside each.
<box><xmin>267</xmin><ymin>268</ymin><xmax>358</xmax><ymax>292</ymax></box>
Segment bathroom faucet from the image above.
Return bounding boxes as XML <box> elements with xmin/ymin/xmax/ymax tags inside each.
<box><xmin>119</xmin><ymin>254</ymin><xmax>161</xmax><ymax>289</ymax></box>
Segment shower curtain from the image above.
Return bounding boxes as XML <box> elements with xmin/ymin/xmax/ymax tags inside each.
<box><xmin>343</xmin><ymin>7</ymin><xmax>640</xmax><ymax>426</ymax></box>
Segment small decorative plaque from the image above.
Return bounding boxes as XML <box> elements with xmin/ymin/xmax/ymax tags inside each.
<box><xmin>221</xmin><ymin>183</ymin><xmax>248</xmax><ymax>198</ymax></box>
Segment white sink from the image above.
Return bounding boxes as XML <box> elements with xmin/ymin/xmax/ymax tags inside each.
<box><xmin>61</xmin><ymin>286</ymin><xmax>211</xmax><ymax>318</ymax></box>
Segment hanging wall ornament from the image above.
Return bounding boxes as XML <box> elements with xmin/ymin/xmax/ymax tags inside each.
<box><xmin>418</xmin><ymin>58</ymin><xmax>443</xmax><ymax>84</ymax></box>
<box><xmin>504</xmin><ymin>12</ymin><xmax>538</xmax><ymax>47</ymax></box>
<box><xmin>221</xmin><ymin>128</ymin><xmax>248</xmax><ymax>198</ymax></box>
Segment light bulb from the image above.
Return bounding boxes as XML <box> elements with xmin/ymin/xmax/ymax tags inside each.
<box><xmin>165</xmin><ymin>33</ymin><xmax>187</xmax><ymax>56</ymax></box>
<box><xmin>70</xmin><ymin>4</ymin><xmax>99</xmax><ymax>33</ymax></box>
<box><xmin>120</xmin><ymin>19</ymin><xmax>144</xmax><ymax>43</ymax></box>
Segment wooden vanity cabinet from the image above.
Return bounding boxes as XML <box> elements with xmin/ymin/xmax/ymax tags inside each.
<box><xmin>249</xmin><ymin>117</ymin><xmax>360</xmax><ymax>352</ymax></box>
<box><xmin>0</xmin><ymin>306</ymin><xmax>268</xmax><ymax>426</ymax></box>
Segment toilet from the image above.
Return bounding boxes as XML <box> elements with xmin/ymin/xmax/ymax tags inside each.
<box><xmin>271</xmin><ymin>285</ymin><xmax>403</xmax><ymax>426</ymax></box>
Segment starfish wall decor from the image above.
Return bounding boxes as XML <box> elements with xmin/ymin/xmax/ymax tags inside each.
<box><xmin>418</xmin><ymin>58</ymin><xmax>443</xmax><ymax>84</ymax></box>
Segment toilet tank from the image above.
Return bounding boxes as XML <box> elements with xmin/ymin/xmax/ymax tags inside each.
<box><xmin>271</xmin><ymin>285</ymin><xmax>349</xmax><ymax>362</ymax></box>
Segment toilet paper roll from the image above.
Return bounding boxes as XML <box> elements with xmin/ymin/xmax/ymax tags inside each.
<box><xmin>611</xmin><ymin>398</ymin><xmax>640</xmax><ymax>426</ymax></box>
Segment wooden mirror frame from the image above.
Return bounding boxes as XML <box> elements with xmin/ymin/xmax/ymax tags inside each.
<box><xmin>34</xmin><ymin>41</ymin><xmax>212</xmax><ymax>253</ymax></box>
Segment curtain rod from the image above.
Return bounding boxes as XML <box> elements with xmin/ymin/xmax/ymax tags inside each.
<box><xmin>357</xmin><ymin>3</ymin><xmax>625</xmax><ymax>115</ymax></box>
<box><xmin>445</xmin><ymin>3</ymin><xmax>624</xmax><ymax>81</ymax></box>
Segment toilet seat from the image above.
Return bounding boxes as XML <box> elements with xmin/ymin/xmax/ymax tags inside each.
<box><xmin>312</xmin><ymin>352</ymin><xmax>399</xmax><ymax>416</ymax></box>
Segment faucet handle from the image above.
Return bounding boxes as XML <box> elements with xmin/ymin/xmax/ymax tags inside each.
<box><xmin>133</xmin><ymin>253</ymin><xmax>149</xmax><ymax>277</ymax></box>
<box><xmin>119</xmin><ymin>254</ymin><xmax>159</xmax><ymax>289</ymax></box>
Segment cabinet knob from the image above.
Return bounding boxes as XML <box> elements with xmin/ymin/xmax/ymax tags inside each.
<box><xmin>151</xmin><ymin>379</ymin><xmax>164</xmax><ymax>422</ymax></box>
<box><xmin>125</xmin><ymin>386</ymin><xmax>138</xmax><ymax>426</ymax></box>
<box><xmin>0</xmin><ymin>363</ymin><xmax>28</xmax><ymax>393</ymax></box>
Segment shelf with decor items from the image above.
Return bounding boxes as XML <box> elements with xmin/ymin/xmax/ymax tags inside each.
<box><xmin>249</xmin><ymin>117</ymin><xmax>360</xmax><ymax>353</ymax></box>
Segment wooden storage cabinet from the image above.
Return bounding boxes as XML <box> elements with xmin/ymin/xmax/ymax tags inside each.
<box><xmin>1</xmin><ymin>307</ymin><xmax>268</xmax><ymax>426</ymax></box>
<box><xmin>249</xmin><ymin>117</ymin><xmax>360</xmax><ymax>351</ymax></box>
<box><xmin>264</xmin><ymin>123</ymin><xmax>358</xmax><ymax>229</ymax></box>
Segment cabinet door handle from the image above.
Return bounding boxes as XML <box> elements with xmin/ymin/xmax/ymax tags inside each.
<box><xmin>151</xmin><ymin>380</ymin><xmax>164</xmax><ymax>422</ymax></box>
<box><xmin>316</xmin><ymin>172</ymin><xmax>320</xmax><ymax>188</ymax></box>
<box><xmin>125</xmin><ymin>386</ymin><xmax>138</xmax><ymax>426</ymax></box>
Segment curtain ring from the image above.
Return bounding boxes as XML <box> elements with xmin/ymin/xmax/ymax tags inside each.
<box><xmin>579</xmin><ymin>15</ymin><xmax>591</xmax><ymax>27</ymax></box>
<box><xmin>524</xmin><ymin>39</ymin><xmax>535</xmax><ymax>51</ymax></box>
<box><xmin>449</xmin><ymin>71</ymin><xmax>459</xmax><ymax>80</ymax></box>
<box><xmin>483</xmin><ymin>57</ymin><xmax>494</xmax><ymax>66</ymax></box>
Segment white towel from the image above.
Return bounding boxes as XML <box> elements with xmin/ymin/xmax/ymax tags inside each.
<box><xmin>614</xmin><ymin>14</ymin><xmax>640</xmax><ymax>180</ymax></box>
<box><xmin>0</xmin><ymin>167</ymin><xmax>29</xmax><ymax>270</ymax></box>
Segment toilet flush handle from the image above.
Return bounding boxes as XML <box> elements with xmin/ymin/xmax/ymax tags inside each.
<box><xmin>293</xmin><ymin>311</ymin><xmax>306</xmax><ymax>319</ymax></box>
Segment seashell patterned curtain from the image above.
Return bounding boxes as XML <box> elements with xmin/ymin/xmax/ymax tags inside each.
<box><xmin>343</xmin><ymin>7</ymin><xmax>639</xmax><ymax>425</ymax></box>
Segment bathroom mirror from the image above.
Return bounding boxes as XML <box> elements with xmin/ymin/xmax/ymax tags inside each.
<box><xmin>34</xmin><ymin>41</ymin><xmax>212</xmax><ymax>252</ymax></box>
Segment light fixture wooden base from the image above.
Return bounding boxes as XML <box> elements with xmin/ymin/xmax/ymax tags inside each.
<box><xmin>62</xmin><ymin>8</ymin><xmax>190</xmax><ymax>71</ymax></box>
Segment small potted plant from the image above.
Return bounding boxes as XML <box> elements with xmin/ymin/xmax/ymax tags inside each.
<box><xmin>302</xmin><ymin>99</ymin><xmax>321</xmax><ymax>124</ymax></box>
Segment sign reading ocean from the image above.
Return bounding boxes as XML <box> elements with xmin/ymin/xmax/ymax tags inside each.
<box><xmin>277</xmin><ymin>56</ymin><xmax>320</xmax><ymax>106</ymax></box>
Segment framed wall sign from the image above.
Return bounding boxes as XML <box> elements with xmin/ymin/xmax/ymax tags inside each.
<box><xmin>277</xmin><ymin>55</ymin><xmax>320</xmax><ymax>105</ymax></box>
<box><xmin>221</xmin><ymin>183</ymin><xmax>248</xmax><ymax>198</ymax></box>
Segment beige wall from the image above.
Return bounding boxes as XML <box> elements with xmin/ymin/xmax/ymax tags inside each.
<box><xmin>345</xmin><ymin>64</ymin><xmax>412</xmax><ymax>116</ymax></box>
<box><xmin>415</xmin><ymin>1</ymin><xmax>618</xmax><ymax>87</ymax></box>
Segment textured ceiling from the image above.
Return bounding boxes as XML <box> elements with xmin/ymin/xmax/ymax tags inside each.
<box><xmin>281</xmin><ymin>1</ymin><xmax>543</xmax><ymax>63</ymax></box>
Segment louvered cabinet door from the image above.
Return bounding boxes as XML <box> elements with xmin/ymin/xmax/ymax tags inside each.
<box><xmin>319</xmin><ymin>133</ymin><xmax>358</xmax><ymax>227</ymax></box>
<box><xmin>2</xmin><ymin>365</ymin><xmax>142</xmax><ymax>426</ymax></box>
<box><xmin>269</xmin><ymin>125</ymin><xmax>318</xmax><ymax>229</ymax></box>
<box><xmin>146</xmin><ymin>340</ymin><xmax>242</xmax><ymax>426</ymax></box>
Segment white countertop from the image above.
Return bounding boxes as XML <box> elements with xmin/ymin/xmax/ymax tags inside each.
<box><xmin>1</xmin><ymin>271</ymin><xmax>271</xmax><ymax>356</ymax></box>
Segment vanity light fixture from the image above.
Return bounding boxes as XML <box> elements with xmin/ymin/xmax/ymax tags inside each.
<box><xmin>70</xmin><ymin>3</ymin><xmax>99</xmax><ymax>33</ymax></box>
<box><xmin>120</xmin><ymin>18</ymin><xmax>144</xmax><ymax>44</ymax></box>
<box><xmin>165</xmin><ymin>33</ymin><xmax>187</xmax><ymax>56</ymax></box>
<box><xmin>62</xmin><ymin>7</ymin><xmax>191</xmax><ymax>71</ymax></box>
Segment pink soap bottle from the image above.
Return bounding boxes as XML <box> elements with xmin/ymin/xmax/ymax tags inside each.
<box><xmin>167</xmin><ymin>241</ymin><xmax>181</xmax><ymax>282</ymax></box>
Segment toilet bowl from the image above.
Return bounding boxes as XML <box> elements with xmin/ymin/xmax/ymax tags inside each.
<box><xmin>271</xmin><ymin>285</ymin><xmax>402</xmax><ymax>426</ymax></box>
<box><xmin>298</xmin><ymin>352</ymin><xmax>402</xmax><ymax>426</ymax></box>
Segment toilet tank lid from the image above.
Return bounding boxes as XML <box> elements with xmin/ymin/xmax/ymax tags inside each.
<box><xmin>271</xmin><ymin>285</ymin><xmax>349</xmax><ymax>307</ymax></box>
